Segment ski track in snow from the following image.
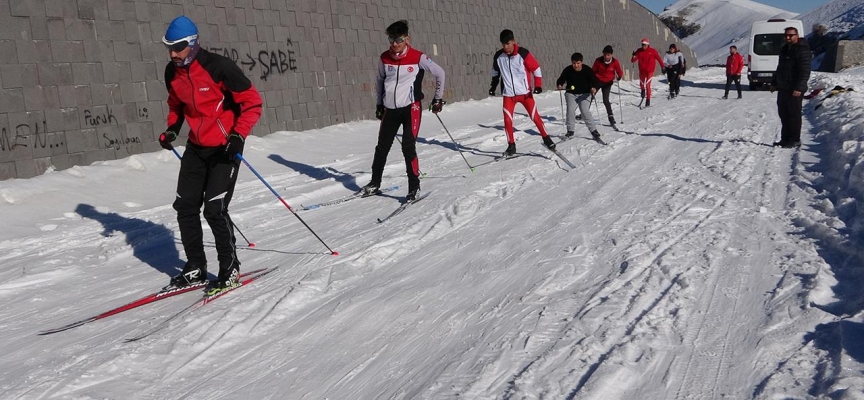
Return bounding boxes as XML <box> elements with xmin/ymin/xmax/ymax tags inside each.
<box><xmin>0</xmin><ymin>67</ymin><xmax>850</xmax><ymax>399</ymax></box>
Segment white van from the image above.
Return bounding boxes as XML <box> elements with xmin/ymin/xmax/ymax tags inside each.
<box><xmin>748</xmin><ymin>19</ymin><xmax>804</xmax><ymax>90</ymax></box>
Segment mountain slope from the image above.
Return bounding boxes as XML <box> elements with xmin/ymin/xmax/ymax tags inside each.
<box><xmin>660</xmin><ymin>0</ymin><xmax>796</xmax><ymax>65</ymax></box>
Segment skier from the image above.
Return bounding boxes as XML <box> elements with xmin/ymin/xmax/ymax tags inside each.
<box><xmin>489</xmin><ymin>29</ymin><xmax>557</xmax><ymax>156</ymax></box>
<box><xmin>663</xmin><ymin>43</ymin><xmax>686</xmax><ymax>98</ymax></box>
<box><xmin>630</xmin><ymin>38</ymin><xmax>665</xmax><ymax>107</ymax></box>
<box><xmin>591</xmin><ymin>45</ymin><xmax>624</xmax><ymax>127</ymax></box>
<box><xmin>770</xmin><ymin>27</ymin><xmax>811</xmax><ymax>148</ymax></box>
<box><xmin>557</xmin><ymin>52</ymin><xmax>602</xmax><ymax>141</ymax></box>
<box><xmin>157</xmin><ymin>16</ymin><xmax>263</xmax><ymax>291</ymax></box>
<box><xmin>723</xmin><ymin>45</ymin><xmax>744</xmax><ymax>99</ymax></box>
<box><xmin>360</xmin><ymin>20</ymin><xmax>446</xmax><ymax>202</ymax></box>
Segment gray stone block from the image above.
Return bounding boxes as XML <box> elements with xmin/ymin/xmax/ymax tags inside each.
<box><xmin>77</xmin><ymin>0</ymin><xmax>110</xmax><ymax>20</ymax></box>
<box><xmin>65</xmin><ymin>128</ymin><xmax>100</xmax><ymax>153</ymax></box>
<box><xmin>37</xmin><ymin>63</ymin><xmax>74</xmax><ymax>86</ymax></box>
<box><xmin>16</xmin><ymin>40</ymin><xmax>53</xmax><ymax>63</ymax></box>
<box><xmin>1</xmin><ymin>64</ymin><xmax>39</xmax><ymax>88</ymax></box>
<box><xmin>144</xmin><ymin>80</ymin><xmax>168</xmax><ymax>101</ymax></box>
<box><xmin>57</xmin><ymin>85</ymin><xmax>93</xmax><ymax>107</ymax></box>
<box><xmin>90</xmin><ymin>83</ymin><xmax>123</xmax><ymax>105</ymax></box>
<box><xmin>102</xmin><ymin>61</ymin><xmax>132</xmax><ymax>83</ymax></box>
<box><xmin>49</xmin><ymin>152</ymin><xmax>87</xmax><ymax>171</ymax></box>
<box><xmin>44</xmin><ymin>107</ymin><xmax>81</xmax><ymax>132</ymax></box>
<box><xmin>0</xmin><ymin>161</ymin><xmax>17</xmax><ymax>180</ymax></box>
<box><xmin>83</xmin><ymin>148</ymin><xmax>115</xmax><ymax>164</ymax></box>
<box><xmin>23</xmin><ymin>86</ymin><xmax>60</xmax><ymax>110</ymax></box>
<box><xmin>10</xmin><ymin>0</ymin><xmax>46</xmax><ymax>18</ymax></box>
<box><xmin>120</xmin><ymin>81</ymin><xmax>148</xmax><ymax>103</ymax></box>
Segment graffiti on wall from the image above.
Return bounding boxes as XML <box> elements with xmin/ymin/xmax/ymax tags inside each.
<box><xmin>466</xmin><ymin>51</ymin><xmax>496</xmax><ymax>76</ymax></box>
<box><xmin>206</xmin><ymin>38</ymin><xmax>298</xmax><ymax>81</ymax></box>
<box><xmin>0</xmin><ymin>120</ymin><xmax>53</xmax><ymax>152</ymax></box>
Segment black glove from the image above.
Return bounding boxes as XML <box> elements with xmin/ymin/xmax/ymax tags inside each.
<box><xmin>429</xmin><ymin>98</ymin><xmax>445</xmax><ymax>113</ymax></box>
<box><xmin>661</xmin><ymin>67</ymin><xmax>666</xmax><ymax>74</ymax></box>
<box><xmin>632</xmin><ymin>51</ymin><xmax>637</xmax><ymax>57</ymax></box>
<box><xmin>375</xmin><ymin>105</ymin><xmax>385</xmax><ymax>120</ymax></box>
<box><xmin>533</xmin><ymin>86</ymin><xmax>542</xmax><ymax>94</ymax></box>
<box><xmin>224</xmin><ymin>133</ymin><xmax>244</xmax><ymax>160</ymax></box>
<box><xmin>159</xmin><ymin>130</ymin><xmax>177</xmax><ymax>150</ymax></box>
<box><xmin>488</xmin><ymin>88</ymin><xmax>496</xmax><ymax>96</ymax></box>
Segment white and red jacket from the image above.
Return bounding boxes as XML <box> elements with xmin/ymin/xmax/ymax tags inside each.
<box><xmin>377</xmin><ymin>46</ymin><xmax>446</xmax><ymax>109</ymax></box>
<box><xmin>726</xmin><ymin>52</ymin><xmax>744</xmax><ymax>76</ymax></box>
<box><xmin>631</xmin><ymin>46</ymin><xmax>665</xmax><ymax>75</ymax></box>
<box><xmin>490</xmin><ymin>44</ymin><xmax>542</xmax><ymax>97</ymax></box>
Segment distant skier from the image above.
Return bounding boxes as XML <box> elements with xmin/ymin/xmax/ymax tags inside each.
<box><xmin>360</xmin><ymin>20</ymin><xmax>446</xmax><ymax>202</ymax></box>
<box><xmin>663</xmin><ymin>43</ymin><xmax>686</xmax><ymax>99</ymax></box>
<box><xmin>592</xmin><ymin>45</ymin><xmax>624</xmax><ymax>127</ymax></box>
<box><xmin>770</xmin><ymin>27</ymin><xmax>811</xmax><ymax>148</ymax></box>
<box><xmin>557</xmin><ymin>52</ymin><xmax>602</xmax><ymax>141</ymax></box>
<box><xmin>630</xmin><ymin>38</ymin><xmax>665</xmax><ymax>107</ymax></box>
<box><xmin>723</xmin><ymin>45</ymin><xmax>744</xmax><ymax>99</ymax></box>
<box><xmin>489</xmin><ymin>29</ymin><xmax>557</xmax><ymax>156</ymax></box>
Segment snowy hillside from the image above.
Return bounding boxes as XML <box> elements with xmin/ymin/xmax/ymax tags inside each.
<box><xmin>2</xmin><ymin>67</ymin><xmax>864</xmax><ymax>399</ymax></box>
<box><xmin>799</xmin><ymin>0</ymin><xmax>864</xmax><ymax>39</ymax></box>
<box><xmin>660</xmin><ymin>0</ymin><xmax>795</xmax><ymax>65</ymax></box>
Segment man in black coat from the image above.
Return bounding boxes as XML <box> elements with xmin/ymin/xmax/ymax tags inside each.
<box><xmin>770</xmin><ymin>27</ymin><xmax>811</xmax><ymax>148</ymax></box>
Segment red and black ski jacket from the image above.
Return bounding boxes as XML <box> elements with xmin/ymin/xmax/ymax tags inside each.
<box><xmin>165</xmin><ymin>49</ymin><xmax>263</xmax><ymax>147</ymax></box>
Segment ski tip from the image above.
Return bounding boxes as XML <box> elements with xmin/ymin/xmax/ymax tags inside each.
<box><xmin>248</xmin><ymin>243</ymin><xmax>256</xmax><ymax>248</ymax></box>
<box><xmin>331</xmin><ymin>251</ymin><xmax>339</xmax><ymax>256</ymax></box>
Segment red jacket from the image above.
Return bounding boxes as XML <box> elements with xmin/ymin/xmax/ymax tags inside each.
<box><xmin>631</xmin><ymin>46</ymin><xmax>665</xmax><ymax>75</ymax></box>
<box><xmin>165</xmin><ymin>49</ymin><xmax>263</xmax><ymax>147</ymax></box>
<box><xmin>726</xmin><ymin>53</ymin><xmax>744</xmax><ymax>76</ymax></box>
<box><xmin>592</xmin><ymin>56</ymin><xmax>624</xmax><ymax>84</ymax></box>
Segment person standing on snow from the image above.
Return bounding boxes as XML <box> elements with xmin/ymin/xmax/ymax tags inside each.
<box><xmin>158</xmin><ymin>16</ymin><xmax>263</xmax><ymax>292</ymax></box>
<box><xmin>360</xmin><ymin>20</ymin><xmax>446</xmax><ymax>202</ymax></box>
<box><xmin>591</xmin><ymin>45</ymin><xmax>624</xmax><ymax>126</ymax></box>
<box><xmin>770</xmin><ymin>27</ymin><xmax>811</xmax><ymax>148</ymax></box>
<box><xmin>663</xmin><ymin>43</ymin><xmax>686</xmax><ymax>99</ymax></box>
<box><xmin>723</xmin><ymin>45</ymin><xmax>744</xmax><ymax>99</ymax></box>
<box><xmin>489</xmin><ymin>29</ymin><xmax>557</xmax><ymax>156</ymax></box>
<box><xmin>630</xmin><ymin>38</ymin><xmax>665</xmax><ymax>107</ymax></box>
<box><xmin>557</xmin><ymin>53</ymin><xmax>602</xmax><ymax>140</ymax></box>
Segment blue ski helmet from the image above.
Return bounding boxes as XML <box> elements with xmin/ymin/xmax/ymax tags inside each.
<box><xmin>163</xmin><ymin>16</ymin><xmax>198</xmax><ymax>44</ymax></box>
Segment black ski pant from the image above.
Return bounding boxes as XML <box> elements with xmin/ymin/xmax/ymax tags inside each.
<box><xmin>724</xmin><ymin>74</ymin><xmax>742</xmax><ymax>98</ymax></box>
<box><xmin>776</xmin><ymin>90</ymin><xmax>803</xmax><ymax>143</ymax></box>
<box><xmin>599</xmin><ymin>82</ymin><xmax>614</xmax><ymax>117</ymax></box>
<box><xmin>371</xmin><ymin>102</ymin><xmax>422</xmax><ymax>192</ymax></box>
<box><xmin>173</xmin><ymin>142</ymin><xmax>240</xmax><ymax>273</ymax></box>
<box><xmin>666</xmin><ymin>69</ymin><xmax>681</xmax><ymax>95</ymax></box>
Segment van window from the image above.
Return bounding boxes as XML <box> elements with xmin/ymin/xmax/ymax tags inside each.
<box><xmin>753</xmin><ymin>33</ymin><xmax>785</xmax><ymax>56</ymax></box>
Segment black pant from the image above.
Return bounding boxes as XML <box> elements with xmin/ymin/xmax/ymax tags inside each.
<box><xmin>371</xmin><ymin>102</ymin><xmax>421</xmax><ymax>191</ymax></box>
<box><xmin>666</xmin><ymin>68</ymin><xmax>681</xmax><ymax>95</ymax></box>
<box><xmin>724</xmin><ymin>74</ymin><xmax>741</xmax><ymax>97</ymax></box>
<box><xmin>776</xmin><ymin>90</ymin><xmax>803</xmax><ymax>143</ymax></box>
<box><xmin>173</xmin><ymin>142</ymin><xmax>240</xmax><ymax>271</ymax></box>
<box><xmin>599</xmin><ymin>82</ymin><xmax>614</xmax><ymax>117</ymax></box>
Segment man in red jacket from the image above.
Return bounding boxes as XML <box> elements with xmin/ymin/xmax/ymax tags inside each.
<box><xmin>630</xmin><ymin>38</ymin><xmax>665</xmax><ymax>108</ymax></box>
<box><xmin>158</xmin><ymin>16</ymin><xmax>263</xmax><ymax>292</ymax></box>
<box><xmin>723</xmin><ymin>45</ymin><xmax>745</xmax><ymax>99</ymax></box>
<box><xmin>592</xmin><ymin>45</ymin><xmax>624</xmax><ymax>126</ymax></box>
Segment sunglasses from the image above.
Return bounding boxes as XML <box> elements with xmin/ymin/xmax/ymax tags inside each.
<box><xmin>162</xmin><ymin>35</ymin><xmax>197</xmax><ymax>52</ymax></box>
<box><xmin>388</xmin><ymin>36</ymin><xmax>408</xmax><ymax>44</ymax></box>
<box><xmin>784</xmin><ymin>34</ymin><xmax>797</xmax><ymax>38</ymax></box>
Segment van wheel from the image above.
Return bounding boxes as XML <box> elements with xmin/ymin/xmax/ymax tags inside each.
<box><xmin>749</xmin><ymin>83</ymin><xmax>760</xmax><ymax>91</ymax></box>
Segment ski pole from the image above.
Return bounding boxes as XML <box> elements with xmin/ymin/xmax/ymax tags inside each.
<box><xmin>559</xmin><ymin>90</ymin><xmax>566</xmax><ymax>128</ymax></box>
<box><xmin>617</xmin><ymin>79</ymin><xmax>624</xmax><ymax>123</ymax></box>
<box><xmin>235</xmin><ymin>154</ymin><xmax>338</xmax><ymax>255</ymax></box>
<box><xmin>435</xmin><ymin>114</ymin><xmax>474</xmax><ymax>173</ymax></box>
<box><xmin>171</xmin><ymin>148</ymin><xmax>255</xmax><ymax>247</ymax></box>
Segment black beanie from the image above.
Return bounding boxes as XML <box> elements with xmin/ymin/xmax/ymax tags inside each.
<box><xmin>603</xmin><ymin>45</ymin><xmax>613</xmax><ymax>54</ymax></box>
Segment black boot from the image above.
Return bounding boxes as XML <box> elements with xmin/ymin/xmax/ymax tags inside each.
<box><xmin>502</xmin><ymin>142</ymin><xmax>516</xmax><ymax>157</ymax></box>
<box><xmin>542</xmin><ymin>135</ymin><xmax>556</xmax><ymax>151</ymax></box>
<box><xmin>360</xmin><ymin>181</ymin><xmax>380</xmax><ymax>196</ymax></box>
<box><xmin>168</xmin><ymin>262</ymin><xmax>207</xmax><ymax>289</ymax></box>
<box><xmin>208</xmin><ymin>263</ymin><xmax>240</xmax><ymax>294</ymax></box>
<box><xmin>608</xmin><ymin>115</ymin><xmax>616</xmax><ymax>125</ymax></box>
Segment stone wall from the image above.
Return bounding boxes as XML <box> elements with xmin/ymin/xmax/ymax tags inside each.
<box><xmin>822</xmin><ymin>40</ymin><xmax>864</xmax><ymax>73</ymax></box>
<box><xmin>0</xmin><ymin>0</ymin><xmax>695</xmax><ymax>180</ymax></box>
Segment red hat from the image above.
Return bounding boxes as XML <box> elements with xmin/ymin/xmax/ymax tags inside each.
<box><xmin>641</xmin><ymin>38</ymin><xmax>650</xmax><ymax>45</ymax></box>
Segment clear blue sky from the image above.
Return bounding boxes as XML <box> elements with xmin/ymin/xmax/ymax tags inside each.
<box><xmin>642</xmin><ymin>0</ymin><xmax>831</xmax><ymax>14</ymax></box>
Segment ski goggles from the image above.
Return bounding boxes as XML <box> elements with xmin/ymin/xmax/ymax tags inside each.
<box><xmin>162</xmin><ymin>35</ymin><xmax>197</xmax><ymax>52</ymax></box>
<box><xmin>387</xmin><ymin>36</ymin><xmax>408</xmax><ymax>44</ymax></box>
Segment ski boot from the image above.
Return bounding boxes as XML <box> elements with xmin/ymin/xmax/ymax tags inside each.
<box><xmin>360</xmin><ymin>181</ymin><xmax>380</xmax><ymax>196</ymax></box>
<box><xmin>542</xmin><ymin>135</ymin><xmax>556</xmax><ymax>151</ymax></box>
<box><xmin>207</xmin><ymin>264</ymin><xmax>240</xmax><ymax>296</ymax></box>
<box><xmin>166</xmin><ymin>262</ymin><xmax>207</xmax><ymax>290</ymax></box>
<box><xmin>502</xmin><ymin>142</ymin><xmax>516</xmax><ymax>157</ymax></box>
<box><xmin>406</xmin><ymin>187</ymin><xmax>420</xmax><ymax>202</ymax></box>
<box><xmin>565</xmin><ymin>130</ymin><xmax>575</xmax><ymax>138</ymax></box>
